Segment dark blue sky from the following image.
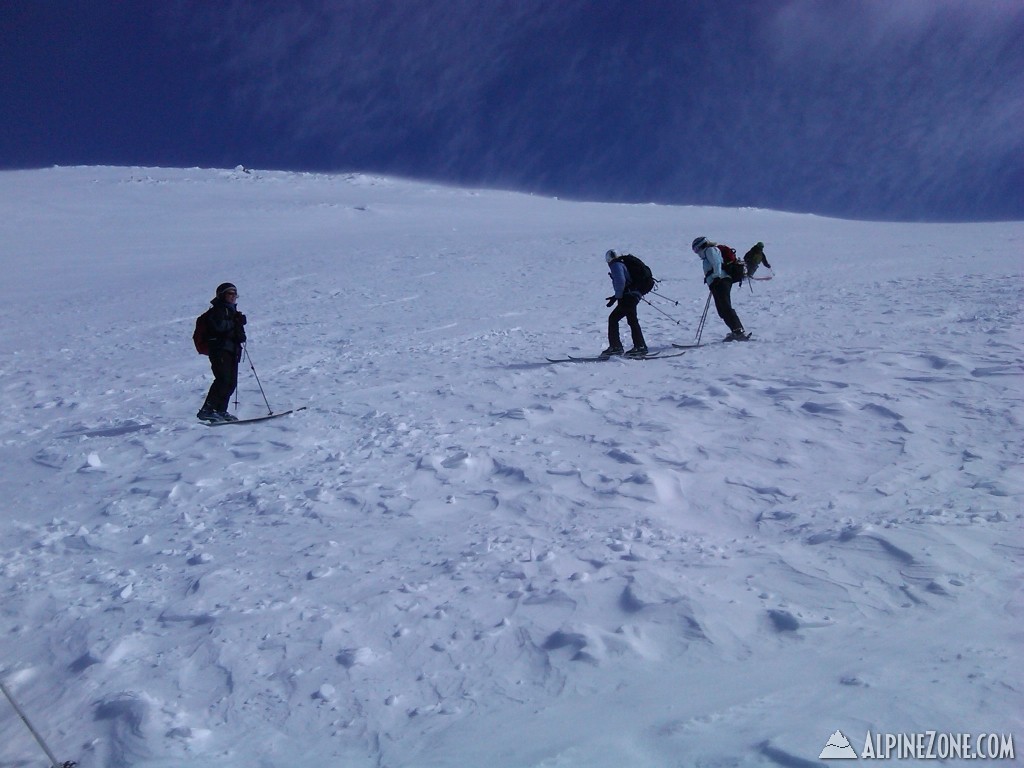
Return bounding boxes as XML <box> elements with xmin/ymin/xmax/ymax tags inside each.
<box><xmin>2</xmin><ymin>1</ymin><xmax>1022</xmax><ymax>221</ymax></box>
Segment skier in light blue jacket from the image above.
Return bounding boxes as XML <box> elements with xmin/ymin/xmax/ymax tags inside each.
<box><xmin>692</xmin><ymin>236</ymin><xmax>748</xmax><ymax>341</ymax></box>
<box><xmin>602</xmin><ymin>250</ymin><xmax>648</xmax><ymax>357</ymax></box>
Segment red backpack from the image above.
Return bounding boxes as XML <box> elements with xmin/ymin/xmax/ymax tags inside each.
<box><xmin>192</xmin><ymin>309</ymin><xmax>212</xmax><ymax>355</ymax></box>
<box><xmin>718</xmin><ymin>244</ymin><xmax>745</xmax><ymax>284</ymax></box>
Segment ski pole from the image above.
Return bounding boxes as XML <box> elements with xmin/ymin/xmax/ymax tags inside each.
<box><xmin>640</xmin><ymin>295</ymin><xmax>688</xmax><ymax>327</ymax></box>
<box><xmin>695</xmin><ymin>292</ymin><xmax>711</xmax><ymax>346</ymax></box>
<box><xmin>0</xmin><ymin>680</ymin><xmax>75</xmax><ymax>768</ymax></box>
<box><xmin>242</xmin><ymin>345</ymin><xmax>274</xmax><ymax>415</ymax></box>
<box><xmin>647</xmin><ymin>290</ymin><xmax>683</xmax><ymax>306</ymax></box>
<box><xmin>233</xmin><ymin>351</ymin><xmax>241</xmax><ymax>411</ymax></box>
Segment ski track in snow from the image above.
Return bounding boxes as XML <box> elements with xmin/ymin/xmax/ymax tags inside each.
<box><xmin>0</xmin><ymin>168</ymin><xmax>1021</xmax><ymax>767</ymax></box>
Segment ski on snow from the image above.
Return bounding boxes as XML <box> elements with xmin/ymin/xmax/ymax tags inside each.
<box><xmin>672</xmin><ymin>334</ymin><xmax>752</xmax><ymax>350</ymax></box>
<box><xmin>203</xmin><ymin>407</ymin><xmax>307</xmax><ymax>426</ymax></box>
<box><xmin>546</xmin><ymin>350</ymin><xmax>687</xmax><ymax>364</ymax></box>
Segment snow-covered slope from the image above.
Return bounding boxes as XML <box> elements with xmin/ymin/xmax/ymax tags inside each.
<box><xmin>0</xmin><ymin>167</ymin><xmax>1021</xmax><ymax>768</ymax></box>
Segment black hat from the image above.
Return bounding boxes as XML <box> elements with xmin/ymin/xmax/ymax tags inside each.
<box><xmin>216</xmin><ymin>282</ymin><xmax>237</xmax><ymax>297</ymax></box>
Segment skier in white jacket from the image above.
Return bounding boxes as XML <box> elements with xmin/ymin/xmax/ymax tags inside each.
<box><xmin>692</xmin><ymin>236</ymin><xmax>748</xmax><ymax>341</ymax></box>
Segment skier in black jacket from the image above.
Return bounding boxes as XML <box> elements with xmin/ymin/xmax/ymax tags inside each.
<box><xmin>197</xmin><ymin>282</ymin><xmax>247</xmax><ymax>422</ymax></box>
<box><xmin>743</xmin><ymin>242</ymin><xmax>772</xmax><ymax>277</ymax></box>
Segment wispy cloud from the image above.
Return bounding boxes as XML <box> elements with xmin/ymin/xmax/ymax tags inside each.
<box><xmin>166</xmin><ymin>0</ymin><xmax>1023</xmax><ymax>219</ymax></box>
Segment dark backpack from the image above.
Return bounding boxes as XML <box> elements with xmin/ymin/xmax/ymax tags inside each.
<box><xmin>613</xmin><ymin>254</ymin><xmax>656</xmax><ymax>295</ymax></box>
<box><xmin>192</xmin><ymin>309</ymin><xmax>212</xmax><ymax>355</ymax></box>
<box><xmin>718</xmin><ymin>244</ymin><xmax>745</xmax><ymax>285</ymax></box>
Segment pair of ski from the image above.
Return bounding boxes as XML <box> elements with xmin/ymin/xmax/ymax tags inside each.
<box><xmin>203</xmin><ymin>406</ymin><xmax>307</xmax><ymax>426</ymax></box>
<box><xmin>547</xmin><ymin>334</ymin><xmax>752</xmax><ymax>364</ymax></box>
<box><xmin>673</xmin><ymin>334</ymin><xmax>752</xmax><ymax>349</ymax></box>
<box><xmin>545</xmin><ymin>349</ymin><xmax>687</xmax><ymax>364</ymax></box>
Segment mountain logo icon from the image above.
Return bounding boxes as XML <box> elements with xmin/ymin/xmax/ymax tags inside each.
<box><xmin>819</xmin><ymin>729</ymin><xmax>858</xmax><ymax>759</ymax></box>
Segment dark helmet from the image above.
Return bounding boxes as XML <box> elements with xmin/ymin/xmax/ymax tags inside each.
<box><xmin>215</xmin><ymin>282</ymin><xmax>237</xmax><ymax>297</ymax></box>
<box><xmin>605</xmin><ymin>249</ymin><xmax>619</xmax><ymax>263</ymax></box>
<box><xmin>691</xmin><ymin>236</ymin><xmax>708</xmax><ymax>254</ymax></box>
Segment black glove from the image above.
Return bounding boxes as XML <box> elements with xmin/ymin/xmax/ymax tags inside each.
<box><xmin>606</xmin><ymin>296</ymin><xmax>617</xmax><ymax>307</ymax></box>
<box><xmin>235</xmin><ymin>312</ymin><xmax>247</xmax><ymax>326</ymax></box>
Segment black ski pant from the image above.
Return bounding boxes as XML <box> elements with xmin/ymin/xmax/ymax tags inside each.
<box><xmin>608</xmin><ymin>294</ymin><xmax>646</xmax><ymax>349</ymax></box>
<box><xmin>709</xmin><ymin>279</ymin><xmax>743</xmax><ymax>333</ymax></box>
<box><xmin>204</xmin><ymin>349</ymin><xmax>239</xmax><ymax>413</ymax></box>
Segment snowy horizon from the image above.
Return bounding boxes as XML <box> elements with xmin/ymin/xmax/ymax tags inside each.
<box><xmin>0</xmin><ymin>166</ymin><xmax>1021</xmax><ymax>767</ymax></box>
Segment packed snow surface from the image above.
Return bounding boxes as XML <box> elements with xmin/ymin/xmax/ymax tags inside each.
<box><xmin>0</xmin><ymin>167</ymin><xmax>1021</xmax><ymax>767</ymax></box>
